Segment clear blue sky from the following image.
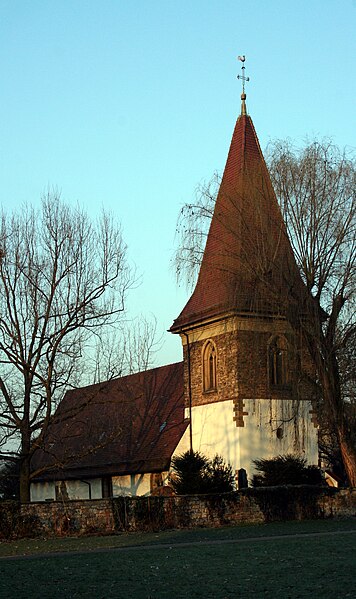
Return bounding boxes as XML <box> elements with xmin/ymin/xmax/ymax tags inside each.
<box><xmin>0</xmin><ymin>0</ymin><xmax>355</xmax><ymax>366</ymax></box>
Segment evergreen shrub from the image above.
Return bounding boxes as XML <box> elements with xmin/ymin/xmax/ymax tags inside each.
<box><xmin>251</xmin><ymin>454</ymin><xmax>324</xmax><ymax>487</ymax></box>
<box><xmin>170</xmin><ymin>451</ymin><xmax>235</xmax><ymax>495</ymax></box>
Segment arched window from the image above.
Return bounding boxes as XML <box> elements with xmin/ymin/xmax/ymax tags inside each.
<box><xmin>203</xmin><ymin>341</ymin><xmax>217</xmax><ymax>392</ymax></box>
<box><xmin>268</xmin><ymin>336</ymin><xmax>288</xmax><ymax>387</ymax></box>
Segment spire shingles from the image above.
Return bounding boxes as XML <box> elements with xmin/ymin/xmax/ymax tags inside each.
<box><xmin>171</xmin><ymin>112</ymin><xmax>304</xmax><ymax>332</ymax></box>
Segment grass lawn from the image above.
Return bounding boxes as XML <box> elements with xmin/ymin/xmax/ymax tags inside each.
<box><xmin>0</xmin><ymin>519</ymin><xmax>355</xmax><ymax>598</ymax></box>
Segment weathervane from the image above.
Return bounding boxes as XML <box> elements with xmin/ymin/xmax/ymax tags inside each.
<box><xmin>237</xmin><ymin>55</ymin><xmax>249</xmax><ymax>115</ymax></box>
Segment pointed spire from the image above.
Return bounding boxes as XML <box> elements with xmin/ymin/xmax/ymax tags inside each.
<box><xmin>237</xmin><ymin>55</ymin><xmax>249</xmax><ymax>116</ymax></box>
<box><xmin>171</xmin><ymin>83</ymin><xmax>305</xmax><ymax>333</ymax></box>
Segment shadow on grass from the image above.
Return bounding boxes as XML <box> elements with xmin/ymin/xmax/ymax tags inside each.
<box><xmin>0</xmin><ymin>518</ymin><xmax>355</xmax><ymax>558</ymax></box>
<box><xmin>0</xmin><ymin>521</ymin><xmax>355</xmax><ymax>599</ymax></box>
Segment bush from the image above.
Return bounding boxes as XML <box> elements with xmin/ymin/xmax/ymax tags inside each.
<box><xmin>251</xmin><ymin>454</ymin><xmax>324</xmax><ymax>487</ymax></box>
<box><xmin>0</xmin><ymin>460</ymin><xmax>20</xmax><ymax>500</ymax></box>
<box><xmin>205</xmin><ymin>455</ymin><xmax>236</xmax><ymax>493</ymax></box>
<box><xmin>170</xmin><ymin>451</ymin><xmax>235</xmax><ymax>495</ymax></box>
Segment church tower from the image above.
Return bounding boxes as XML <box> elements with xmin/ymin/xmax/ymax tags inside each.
<box><xmin>171</xmin><ymin>60</ymin><xmax>318</xmax><ymax>479</ymax></box>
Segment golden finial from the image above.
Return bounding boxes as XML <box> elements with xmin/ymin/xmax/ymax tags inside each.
<box><xmin>237</xmin><ymin>55</ymin><xmax>249</xmax><ymax>115</ymax></box>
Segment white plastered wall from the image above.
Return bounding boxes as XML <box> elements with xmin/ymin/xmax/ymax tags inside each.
<box><xmin>30</xmin><ymin>478</ymin><xmax>102</xmax><ymax>502</ymax></box>
<box><xmin>174</xmin><ymin>398</ymin><xmax>318</xmax><ymax>484</ymax></box>
<box><xmin>112</xmin><ymin>473</ymin><xmax>152</xmax><ymax>497</ymax></box>
<box><xmin>30</xmin><ymin>471</ymin><xmax>170</xmax><ymax>501</ymax></box>
<box><xmin>30</xmin><ymin>481</ymin><xmax>56</xmax><ymax>502</ymax></box>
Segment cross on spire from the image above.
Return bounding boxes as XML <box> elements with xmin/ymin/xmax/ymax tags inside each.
<box><xmin>237</xmin><ymin>55</ymin><xmax>249</xmax><ymax>115</ymax></box>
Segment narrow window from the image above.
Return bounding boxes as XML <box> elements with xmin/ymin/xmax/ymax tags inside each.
<box><xmin>150</xmin><ymin>472</ymin><xmax>163</xmax><ymax>494</ymax></box>
<box><xmin>203</xmin><ymin>341</ymin><xmax>217</xmax><ymax>392</ymax></box>
<box><xmin>268</xmin><ymin>336</ymin><xmax>288</xmax><ymax>387</ymax></box>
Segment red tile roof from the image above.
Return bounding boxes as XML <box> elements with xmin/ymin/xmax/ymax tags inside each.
<box><xmin>171</xmin><ymin>114</ymin><xmax>306</xmax><ymax>331</ymax></box>
<box><xmin>31</xmin><ymin>362</ymin><xmax>187</xmax><ymax>481</ymax></box>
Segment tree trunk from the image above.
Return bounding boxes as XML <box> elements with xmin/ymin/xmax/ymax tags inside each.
<box><xmin>325</xmin><ymin>353</ymin><xmax>356</xmax><ymax>488</ymax></box>
<box><xmin>323</xmin><ymin>378</ymin><xmax>356</xmax><ymax>488</ymax></box>
<box><xmin>302</xmin><ymin>323</ymin><xmax>356</xmax><ymax>488</ymax></box>
<box><xmin>19</xmin><ymin>455</ymin><xmax>30</xmax><ymax>503</ymax></box>
<box><xmin>19</xmin><ymin>426</ymin><xmax>31</xmax><ymax>503</ymax></box>
<box><xmin>338</xmin><ymin>426</ymin><xmax>356</xmax><ymax>488</ymax></box>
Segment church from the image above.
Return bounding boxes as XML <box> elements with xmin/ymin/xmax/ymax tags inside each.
<box><xmin>30</xmin><ymin>69</ymin><xmax>318</xmax><ymax>502</ymax></box>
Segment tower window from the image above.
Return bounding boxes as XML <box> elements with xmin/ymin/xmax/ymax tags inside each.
<box><xmin>268</xmin><ymin>336</ymin><xmax>288</xmax><ymax>387</ymax></box>
<box><xmin>203</xmin><ymin>341</ymin><xmax>217</xmax><ymax>392</ymax></box>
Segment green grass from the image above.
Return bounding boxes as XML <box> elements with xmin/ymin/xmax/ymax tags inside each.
<box><xmin>0</xmin><ymin>520</ymin><xmax>355</xmax><ymax>598</ymax></box>
<box><xmin>1</xmin><ymin>518</ymin><xmax>355</xmax><ymax>558</ymax></box>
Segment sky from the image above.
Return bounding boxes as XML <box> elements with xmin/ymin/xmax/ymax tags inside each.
<box><xmin>0</xmin><ymin>0</ymin><xmax>355</xmax><ymax>368</ymax></box>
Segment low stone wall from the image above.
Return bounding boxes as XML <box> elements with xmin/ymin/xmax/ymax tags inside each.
<box><xmin>1</xmin><ymin>487</ymin><xmax>355</xmax><ymax>540</ymax></box>
<box><xmin>111</xmin><ymin>491</ymin><xmax>265</xmax><ymax>533</ymax></box>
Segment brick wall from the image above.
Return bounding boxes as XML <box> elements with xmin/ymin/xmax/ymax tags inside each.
<box><xmin>1</xmin><ymin>487</ymin><xmax>354</xmax><ymax>539</ymax></box>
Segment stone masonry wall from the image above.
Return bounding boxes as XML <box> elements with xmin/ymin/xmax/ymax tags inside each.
<box><xmin>236</xmin><ymin>329</ymin><xmax>269</xmax><ymax>399</ymax></box>
<box><xmin>183</xmin><ymin>317</ymin><xmax>316</xmax><ymax>413</ymax></box>
<box><xmin>184</xmin><ymin>330</ymin><xmax>238</xmax><ymax>408</ymax></box>
<box><xmin>1</xmin><ymin>487</ymin><xmax>355</xmax><ymax>539</ymax></box>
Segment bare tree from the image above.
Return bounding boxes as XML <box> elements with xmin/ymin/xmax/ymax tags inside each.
<box><xmin>173</xmin><ymin>139</ymin><xmax>356</xmax><ymax>485</ymax></box>
<box><xmin>88</xmin><ymin>314</ymin><xmax>163</xmax><ymax>383</ymax></box>
<box><xmin>174</xmin><ymin>171</ymin><xmax>219</xmax><ymax>290</ymax></box>
<box><xmin>269</xmin><ymin>139</ymin><xmax>355</xmax><ymax>485</ymax></box>
<box><xmin>0</xmin><ymin>191</ymin><xmax>134</xmax><ymax>501</ymax></box>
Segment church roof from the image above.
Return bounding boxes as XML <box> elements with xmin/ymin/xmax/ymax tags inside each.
<box><xmin>31</xmin><ymin>362</ymin><xmax>187</xmax><ymax>481</ymax></box>
<box><xmin>171</xmin><ymin>108</ymin><xmax>305</xmax><ymax>332</ymax></box>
